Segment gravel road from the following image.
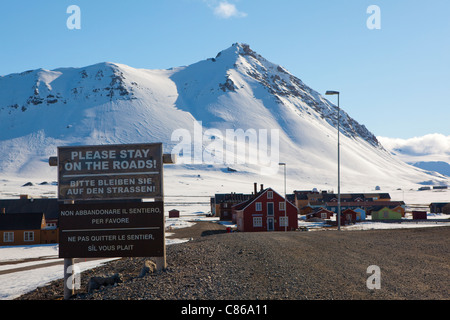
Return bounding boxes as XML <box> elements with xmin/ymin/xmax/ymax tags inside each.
<box><xmin>16</xmin><ymin>223</ymin><xmax>450</xmax><ymax>301</ymax></box>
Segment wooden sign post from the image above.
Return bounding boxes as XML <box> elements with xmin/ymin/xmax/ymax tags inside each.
<box><xmin>50</xmin><ymin>143</ymin><xmax>175</xmax><ymax>300</ymax></box>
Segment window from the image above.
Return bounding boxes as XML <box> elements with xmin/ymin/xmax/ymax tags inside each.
<box><xmin>24</xmin><ymin>231</ymin><xmax>34</xmax><ymax>242</ymax></box>
<box><xmin>267</xmin><ymin>202</ymin><xmax>274</xmax><ymax>216</ymax></box>
<box><xmin>267</xmin><ymin>191</ymin><xmax>273</xmax><ymax>199</ymax></box>
<box><xmin>279</xmin><ymin>202</ymin><xmax>285</xmax><ymax>211</ymax></box>
<box><xmin>279</xmin><ymin>216</ymin><xmax>288</xmax><ymax>227</ymax></box>
<box><xmin>253</xmin><ymin>217</ymin><xmax>262</xmax><ymax>227</ymax></box>
<box><xmin>321</xmin><ymin>212</ymin><xmax>328</xmax><ymax>219</ymax></box>
<box><xmin>3</xmin><ymin>232</ymin><xmax>14</xmax><ymax>243</ymax></box>
<box><xmin>255</xmin><ymin>202</ymin><xmax>262</xmax><ymax>211</ymax></box>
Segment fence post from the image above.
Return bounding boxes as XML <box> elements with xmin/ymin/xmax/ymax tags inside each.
<box><xmin>155</xmin><ymin>198</ymin><xmax>166</xmax><ymax>271</ymax></box>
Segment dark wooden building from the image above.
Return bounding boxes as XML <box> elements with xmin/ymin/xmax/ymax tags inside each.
<box><xmin>212</xmin><ymin>193</ymin><xmax>254</xmax><ymax>221</ymax></box>
<box><xmin>412</xmin><ymin>211</ymin><xmax>427</xmax><ymax>220</ymax></box>
<box><xmin>306</xmin><ymin>208</ymin><xmax>334</xmax><ymax>220</ymax></box>
<box><xmin>0</xmin><ymin>196</ymin><xmax>59</xmax><ymax>228</ymax></box>
<box><xmin>168</xmin><ymin>209</ymin><xmax>180</xmax><ymax>218</ymax></box>
<box><xmin>341</xmin><ymin>209</ymin><xmax>358</xmax><ymax>224</ymax></box>
<box><xmin>429</xmin><ymin>203</ymin><xmax>450</xmax><ymax>214</ymax></box>
<box><xmin>0</xmin><ymin>212</ymin><xmax>58</xmax><ymax>246</ymax></box>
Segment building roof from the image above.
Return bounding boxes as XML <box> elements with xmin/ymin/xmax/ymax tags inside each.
<box><xmin>294</xmin><ymin>190</ymin><xmax>318</xmax><ymax>200</ymax></box>
<box><xmin>214</xmin><ymin>193</ymin><xmax>253</xmax><ymax>203</ymax></box>
<box><xmin>371</xmin><ymin>206</ymin><xmax>401</xmax><ymax>213</ymax></box>
<box><xmin>430</xmin><ymin>202</ymin><xmax>450</xmax><ymax>207</ymax></box>
<box><xmin>325</xmin><ymin>201</ymin><xmax>405</xmax><ymax>208</ymax></box>
<box><xmin>293</xmin><ymin>190</ymin><xmax>391</xmax><ymax>202</ymax></box>
<box><xmin>233</xmin><ymin>187</ymin><xmax>297</xmax><ymax>212</ymax></box>
<box><xmin>312</xmin><ymin>207</ymin><xmax>334</xmax><ymax>214</ymax></box>
<box><xmin>0</xmin><ymin>212</ymin><xmax>45</xmax><ymax>231</ymax></box>
<box><xmin>0</xmin><ymin>198</ymin><xmax>59</xmax><ymax>220</ymax></box>
<box><xmin>306</xmin><ymin>208</ymin><xmax>334</xmax><ymax>217</ymax></box>
<box><xmin>286</xmin><ymin>194</ymin><xmax>295</xmax><ymax>203</ymax></box>
<box><xmin>0</xmin><ymin>197</ymin><xmax>142</xmax><ymax>221</ymax></box>
<box><xmin>232</xmin><ymin>193</ymin><xmax>262</xmax><ymax>211</ymax></box>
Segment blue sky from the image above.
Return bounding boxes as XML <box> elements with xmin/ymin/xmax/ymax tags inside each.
<box><xmin>0</xmin><ymin>0</ymin><xmax>449</xmax><ymax>139</ymax></box>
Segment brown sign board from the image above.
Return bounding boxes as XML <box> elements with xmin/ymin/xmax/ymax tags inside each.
<box><xmin>58</xmin><ymin>201</ymin><xmax>164</xmax><ymax>258</ymax></box>
<box><xmin>57</xmin><ymin>143</ymin><xmax>163</xmax><ymax>201</ymax></box>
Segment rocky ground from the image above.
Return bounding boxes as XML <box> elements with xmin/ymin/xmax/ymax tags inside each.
<box><xmin>16</xmin><ymin>223</ymin><xmax>450</xmax><ymax>301</ymax></box>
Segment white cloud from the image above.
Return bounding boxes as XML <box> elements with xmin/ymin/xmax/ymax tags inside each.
<box><xmin>378</xmin><ymin>134</ymin><xmax>450</xmax><ymax>156</ymax></box>
<box><xmin>205</xmin><ymin>1</ymin><xmax>247</xmax><ymax>19</ymax></box>
<box><xmin>378</xmin><ymin>134</ymin><xmax>450</xmax><ymax>163</ymax></box>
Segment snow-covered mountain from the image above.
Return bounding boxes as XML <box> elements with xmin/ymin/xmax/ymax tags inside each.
<box><xmin>0</xmin><ymin>43</ymin><xmax>447</xmax><ymax>192</ymax></box>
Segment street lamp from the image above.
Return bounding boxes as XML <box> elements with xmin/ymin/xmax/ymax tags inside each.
<box><xmin>325</xmin><ymin>90</ymin><xmax>341</xmax><ymax>231</ymax></box>
<box><xmin>279</xmin><ymin>162</ymin><xmax>287</xmax><ymax>231</ymax></box>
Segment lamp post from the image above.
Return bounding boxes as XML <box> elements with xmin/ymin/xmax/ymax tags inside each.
<box><xmin>325</xmin><ymin>91</ymin><xmax>341</xmax><ymax>231</ymax></box>
<box><xmin>279</xmin><ymin>162</ymin><xmax>287</xmax><ymax>231</ymax></box>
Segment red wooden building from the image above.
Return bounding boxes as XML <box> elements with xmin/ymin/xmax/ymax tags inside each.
<box><xmin>412</xmin><ymin>211</ymin><xmax>427</xmax><ymax>220</ymax></box>
<box><xmin>307</xmin><ymin>208</ymin><xmax>334</xmax><ymax>220</ymax></box>
<box><xmin>233</xmin><ymin>187</ymin><xmax>298</xmax><ymax>232</ymax></box>
<box><xmin>169</xmin><ymin>209</ymin><xmax>180</xmax><ymax>218</ymax></box>
<box><xmin>341</xmin><ymin>209</ymin><xmax>357</xmax><ymax>224</ymax></box>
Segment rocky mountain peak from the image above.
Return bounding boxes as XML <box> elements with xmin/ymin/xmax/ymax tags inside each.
<box><xmin>211</xmin><ymin>44</ymin><xmax>382</xmax><ymax>148</ymax></box>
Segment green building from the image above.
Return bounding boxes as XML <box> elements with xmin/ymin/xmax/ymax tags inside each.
<box><xmin>371</xmin><ymin>207</ymin><xmax>402</xmax><ymax>220</ymax></box>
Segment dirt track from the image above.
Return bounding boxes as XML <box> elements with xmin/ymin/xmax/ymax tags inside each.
<box><xmin>17</xmin><ymin>223</ymin><xmax>450</xmax><ymax>300</ymax></box>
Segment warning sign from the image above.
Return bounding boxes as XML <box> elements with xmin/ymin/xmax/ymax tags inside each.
<box><xmin>57</xmin><ymin>143</ymin><xmax>163</xmax><ymax>200</ymax></box>
<box><xmin>58</xmin><ymin>201</ymin><xmax>164</xmax><ymax>258</ymax></box>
